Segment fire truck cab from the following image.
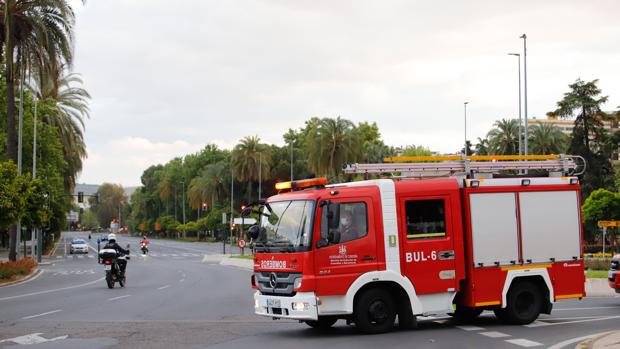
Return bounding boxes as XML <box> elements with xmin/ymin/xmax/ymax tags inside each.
<box><xmin>250</xmin><ymin>156</ymin><xmax>585</xmax><ymax>334</ymax></box>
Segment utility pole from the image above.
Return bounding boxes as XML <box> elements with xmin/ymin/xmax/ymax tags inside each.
<box><xmin>181</xmin><ymin>181</ymin><xmax>186</xmax><ymax>224</ymax></box>
<box><xmin>15</xmin><ymin>61</ymin><xmax>25</xmax><ymax>258</ymax></box>
<box><xmin>508</xmin><ymin>53</ymin><xmax>522</xmax><ymax>156</ymax></box>
<box><xmin>290</xmin><ymin>142</ymin><xmax>294</xmax><ymax>181</ymax></box>
<box><xmin>258</xmin><ymin>153</ymin><xmax>262</xmax><ymax>201</ymax></box>
<box><xmin>230</xmin><ymin>168</ymin><xmax>234</xmax><ymax>255</ymax></box>
<box><xmin>520</xmin><ymin>34</ymin><xmax>529</xmax><ymax>156</ymax></box>
<box><xmin>463</xmin><ymin>102</ymin><xmax>469</xmax><ymax>156</ymax></box>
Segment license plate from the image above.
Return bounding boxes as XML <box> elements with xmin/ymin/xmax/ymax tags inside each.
<box><xmin>104</xmin><ymin>265</ymin><xmax>111</xmax><ymax>271</ymax></box>
<box><xmin>266</xmin><ymin>298</ymin><xmax>281</xmax><ymax>308</ymax></box>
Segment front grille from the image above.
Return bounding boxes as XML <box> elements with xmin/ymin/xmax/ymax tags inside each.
<box><xmin>255</xmin><ymin>272</ymin><xmax>301</xmax><ymax>296</ymax></box>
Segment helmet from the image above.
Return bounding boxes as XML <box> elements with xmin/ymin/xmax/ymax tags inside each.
<box><xmin>108</xmin><ymin>233</ymin><xmax>116</xmax><ymax>242</ymax></box>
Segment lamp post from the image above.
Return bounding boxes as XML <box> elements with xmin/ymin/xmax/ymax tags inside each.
<box><xmin>290</xmin><ymin>142</ymin><xmax>294</xmax><ymax>181</ymax></box>
<box><xmin>463</xmin><ymin>102</ymin><xmax>469</xmax><ymax>156</ymax></box>
<box><xmin>508</xmin><ymin>53</ymin><xmax>522</xmax><ymax>156</ymax></box>
<box><xmin>258</xmin><ymin>153</ymin><xmax>262</xmax><ymax>201</ymax></box>
<box><xmin>520</xmin><ymin>34</ymin><xmax>529</xmax><ymax>156</ymax></box>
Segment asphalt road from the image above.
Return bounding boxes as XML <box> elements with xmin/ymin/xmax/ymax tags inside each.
<box><xmin>1</xmin><ymin>231</ymin><xmax>620</xmax><ymax>349</ymax></box>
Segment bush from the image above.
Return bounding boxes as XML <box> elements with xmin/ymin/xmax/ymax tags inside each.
<box><xmin>0</xmin><ymin>258</ymin><xmax>37</xmax><ymax>280</ymax></box>
<box><xmin>585</xmin><ymin>257</ymin><xmax>611</xmax><ymax>271</ymax></box>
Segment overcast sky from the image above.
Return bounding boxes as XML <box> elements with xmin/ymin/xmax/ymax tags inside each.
<box><xmin>72</xmin><ymin>0</ymin><xmax>620</xmax><ymax>187</ymax></box>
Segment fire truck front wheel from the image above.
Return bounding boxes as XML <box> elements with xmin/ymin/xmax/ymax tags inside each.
<box><xmin>494</xmin><ymin>281</ymin><xmax>542</xmax><ymax>325</ymax></box>
<box><xmin>353</xmin><ymin>288</ymin><xmax>396</xmax><ymax>334</ymax></box>
<box><xmin>305</xmin><ymin>316</ymin><xmax>338</xmax><ymax>329</ymax></box>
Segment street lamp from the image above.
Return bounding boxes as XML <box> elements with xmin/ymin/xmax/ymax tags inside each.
<box><xmin>508</xmin><ymin>53</ymin><xmax>522</xmax><ymax>156</ymax></box>
<box><xmin>520</xmin><ymin>34</ymin><xmax>529</xmax><ymax>156</ymax></box>
<box><xmin>464</xmin><ymin>102</ymin><xmax>469</xmax><ymax>156</ymax></box>
<box><xmin>258</xmin><ymin>153</ymin><xmax>262</xmax><ymax>201</ymax></box>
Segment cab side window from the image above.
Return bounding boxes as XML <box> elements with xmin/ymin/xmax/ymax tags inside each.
<box><xmin>405</xmin><ymin>199</ymin><xmax>446</xmax><ymax>239</ymax></box>
<box><xmin>321</xmin><ymin>202</ymin><xmax>368</xmax><ymax>244</ymax></box>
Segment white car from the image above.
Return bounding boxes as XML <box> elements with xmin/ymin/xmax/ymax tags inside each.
<box><xmin>70</xmin><ymin>239</ymin><xmax>89</xmax><ymax>254</ymax></box>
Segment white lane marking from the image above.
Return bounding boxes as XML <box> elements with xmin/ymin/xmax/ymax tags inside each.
<box><xmin>108</xmin><ymin>294</ymin><xmax>131</xmax><ymax>301</ymax></box>
<box><xmin>457</xmin><ymin>325</ymin><xmax>485</xmax><ymax>331</ymax></box>
<box><xmin>21</xmin><ymin>309</ymin><xmax>62</xmax><ymax>320</ymax></box>
<box><xmin>56</xmin><ymin>256</ymin><xmax>62</xmax><ymax>259</ymax></box>
<box><xmin>547</xmin><ymin>333</ymin><xmax>609</xmax><ymax>349</ymax></box>
<box><xmin>524</xmin><ymin>320</ymin><xmax>551</xmax><ymax>328</ymax></box>
<box><xmin>180</xmin><ymin>279</ymin><xmax>185</xmax><ymax>283</ymax></box>
<box><xmin>505</xmin><ymin>339</ymin><xmax>542</xmax><ymax>347</ymax></box>
<box><xmin>170</xmin><ymin>254</ymin><xmax>178</xmax><ymax>257</ymax></box>
<box><xmin>0</xmin><ymin>277</ymin><xmax>104</xmax><ymax>301</ymax></box>
<box><xmin>554</xmin><ymin>306</ymin><xmax>620</xmax><ymax>311</ymax></box>
<box><xmin>528</xmin><ymin>315</ymin><xmax>620</xmax><ymax>327</ymax></box>
<box><xmin>88</xmin><ymin>255</ymin><xmax>94</xmax><ymax>259</ymax></box>
<box><xmin>480</xmin><ymin>331</ymin><xmax>510</xmax><ymax>338</ymax></box>
<box><xmin>0</xmin><ymin>333</ymin><xmax>68</xmax><ymax>345</ymax></box>
<box><xmin>158</xmin><ymin>285</ymin><xmax>170</xmax><ymax>290</ymax></box>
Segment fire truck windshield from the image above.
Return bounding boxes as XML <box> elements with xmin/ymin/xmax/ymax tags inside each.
<box><xmin>255</xmin><ymin>200</ymin><xmax>315</xmax><ymax>253</ymax></box>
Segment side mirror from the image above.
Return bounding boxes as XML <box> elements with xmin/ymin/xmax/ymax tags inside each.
<box><xmin>248</xmin><ymin>225</ymin><xmax>260</xmax><ymax>240</ymax></box>
<box><xmin>327</xmin><ymin>202</ymin><xmax>340</xmax><ymax>230</ymax></box>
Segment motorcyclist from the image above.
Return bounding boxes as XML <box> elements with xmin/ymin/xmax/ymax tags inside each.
<box><xmin>140</xmin><ymin>235</ymin><xmax>149</xmax><ymax>253</ymax></box>
<box><xmin>103</xmin><ymin>233</ymin><xmax>129</xmax><ymax>276</ymax></box>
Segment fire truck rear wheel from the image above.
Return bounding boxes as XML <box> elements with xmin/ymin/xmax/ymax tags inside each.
<box><xmin>354</xmin><ymin>288</ymin><xmax>396</xmax><ymax>334</ymax></box>
<box><xmin>494</xmin><ymin>281</ymin><xmax>542</xmax><ymax>325</ymax></box>
<box><xmin>305</xmin><ymin>316</ymin><xmax>338</xmax><ymax>329</ymax></box>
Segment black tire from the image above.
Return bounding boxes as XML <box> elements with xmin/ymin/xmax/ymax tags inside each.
<box><xmin>354</xmin><ymin>288</ymin><xmax>396</xmax><ymax>334</ymax></box>
<box><xmin>305</xmin><ymin>317</ymin><xmax>338</xmax><ymax>329</ymax></box>
<box><xmin>106</xmin><ymin>273</ymin><xmax>114</xmax><ymax>289</ymax></box>
<box><xmin>451</xmin><ymin>306</ymin><xmax>483</xmax><ymax>322</ymax></box>
<box><xmin>119</xmin><ymin>276</ymin><xmax>125</xmax><ymax>288</ymax></box>
<box><xmin>495</xmin><ymin>281</ymin><xmax>542</xmax><ymax>325</ymax></box>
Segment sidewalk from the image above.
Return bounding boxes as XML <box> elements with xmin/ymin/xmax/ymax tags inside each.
<box><xmin>202</xmin><ymin>254</ymin><xmax>253</xmax><ymax>270</ymax></box>
<box><xmin>586</xmin><ymin>278</ymin><xmax>617</xmax><ymax>298</ymax></box>
<box><xmin>577</xmin><ymin>331</ymin><xmax>620</xmax><ymax>348</ymax></box>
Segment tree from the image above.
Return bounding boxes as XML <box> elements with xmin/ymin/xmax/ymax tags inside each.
<box><xmin>89</xmin><ymin>183</ymin><xmax>127</xmax><ymax>228</ymax></box>
<box><xmin>80</xmin><ymin>209</ymin><xmax>99</xmax><ymax>230</ymax></box>
<box><xmin>474</xmin><ymin>137</ymin><xmax>490</xmax><ymax>155</ymax></box>
<box><xmin>401</xmin><ymin>145</ymin><xmax>432</xmax><ymax>157</ymax></box>
<box><xmin>305</xmin><ymin>117</ymin><xmax>360</xmax><ymax>178</ymax></box>
<box><xmin>581</xmin><ymin>189</ymin><xmax>620</xmax><ymax>242</ymax></box>
<box><xmin>0</xmin><ymin>161</ymin><xmax>29</xmax><ymax>229</ymax></box>
<box><xmin>528</xmin><ymin>124</ymin><xmax>568</xmax><ymax>155</ymax></box>
<box><xmin>487</xmin><ymin>119</ymin><xmax>519</xmax><ymax>155</ymax></box>
<box><xmin>549</xmin><ymin>79</ymin><xmax>614</xmax><ymax>198</ymax></box>
<box><xmin>30</xmin><ymin>68</ymin><xmax>90</xmax><ymax>190</ymax></box>
<box><xmin>232</xmin><ymin>136</ymin><xmax>271</xmax><ymax>200</ymax></box>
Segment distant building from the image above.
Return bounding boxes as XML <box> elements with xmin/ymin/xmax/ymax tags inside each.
<box><xmin>527</xmin><ymin>114</ymin><xmax>618</xmax><ymax>136</ymax></box>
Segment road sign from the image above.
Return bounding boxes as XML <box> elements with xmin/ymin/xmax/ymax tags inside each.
<box><xmin>598</xmin><ymin>221</ymin><xmax>620</xmax><ymax>227</ymax></box>
<box><xmin>238</xmin><ymin>238</ymin><xmax>247</xmax><ymax>249</ymax></box>
<box><xmin>233</xmin><ymin>218</ymin><xmax>256</xmax><ymax>225</ymax></box>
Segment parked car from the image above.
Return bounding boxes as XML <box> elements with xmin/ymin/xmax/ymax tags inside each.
<box><xmin>70</xmin><ymin>238</ymin><xmax>89</xmax><ymax>254</ymax></box>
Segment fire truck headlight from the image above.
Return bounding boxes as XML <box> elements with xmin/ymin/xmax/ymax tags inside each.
<box><xmin>293</xmin><ymin>278</ymin><xmax>302</xmax><ymax>290</ymax></box>
<box><xmin>292</xmin><ymin>302</ymin><xmax>310</xmax><ymax>311</ymax></box>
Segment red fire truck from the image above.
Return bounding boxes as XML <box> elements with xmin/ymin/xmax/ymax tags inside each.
<box><xmin>248</xmin><ymin>156</ymin><xmax>586</xmax><ymax>334</ymax></box>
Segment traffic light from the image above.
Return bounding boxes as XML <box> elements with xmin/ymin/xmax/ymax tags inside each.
<box><xmin>77</xmin><ymin>192</ymin><xmax>84</xmax><ymax>203</ymax></box>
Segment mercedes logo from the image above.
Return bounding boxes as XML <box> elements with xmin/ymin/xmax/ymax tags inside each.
<box><xmin>269</xmin><ymin>272</ymin><xmax>277</xmax><ymax>289</ymax></box>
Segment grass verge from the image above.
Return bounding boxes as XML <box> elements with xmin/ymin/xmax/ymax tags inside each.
<box><xmin>586</xmin><ymin>270</ymin><xmax>608</xmax><ymax>279</ymax></box>
<box><xmin>230</xmin><ymin>254</ymin><xmax>254</xmax><ymax>260</ymax></box>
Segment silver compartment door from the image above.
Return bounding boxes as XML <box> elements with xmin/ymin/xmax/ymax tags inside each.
<box><xmin>519</xmin><ymin>191</ymin><xmax>581</xmax><ymax>263</ymax></box>
<box><xmin>470</xmin><ymin>193</ymin><xmax>520</xmax><ymax>267</ymax></box>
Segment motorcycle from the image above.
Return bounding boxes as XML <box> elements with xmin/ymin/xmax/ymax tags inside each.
<box><xmin>141</xmin><ymin>242</ymin><xmax>149</xmax><ymax>255</ymax></box>
<box><xmin>99</xmin><ymin>248</ymin><xmax>130</xmax><ymax>289</ymax></box>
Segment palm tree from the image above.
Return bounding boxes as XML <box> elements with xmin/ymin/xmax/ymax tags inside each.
<box><xmin>487</xmin><ymin>119</ymin><xmax>519</xmax><ymax>155</ymax></box>
<box><xmin>474</xmin><ymin>137</ymin><xmax>490</xmax><ymax>155</ymax></box>
<box><xmin>528</xmin><ymin>123</ymin><xmax>568</xmax><ymax>155</ymax></box>
<box><xmin>30</xmin><ymin>66</ymin><xmax>90</xmax><ymax>190</ymax></box>
<box><xmin>187</xmin><ymin>162</ymin><xmax>229</xmax><ymax>217</ymax></box>
<box><xmin>1</xmin><ymin>0</ymin><xmax>78</xmax><ymax>262</ymax></box>
<box><xmin>187</xmin><ymin>176</ymin><xmax>209</xmax><ymax>217</ymax></box>
<box><xmin>305</xmin><ymin>117</ymin><xmax>360</xmax><ymax>177</ymax></box>
<box><xmin>232</xmin><ymin>136</ymin><xmax>271</xmax><ymax>200</ymax></box>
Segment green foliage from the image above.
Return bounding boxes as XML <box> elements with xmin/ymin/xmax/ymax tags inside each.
<box><xmin>528</xmin><ymin>123</ymin><xmax>568</xmax><ymax>155</ymax></box>
<box><xmin>402</xmin><ymin>145</ymin><xmax>432</xmax><ymax>157</ymax></box>
<box><xmin>487</xmin><ymin>119</ymin><xmax>519</xmax><ymax>155</ymax></box>
<box><xmin>0</xmin><ymin>161</ymin><xmax>30</xmax><ymax>229</ymax></box>
<box><xmin>549</xmin><ymin>79</ymin><xmax>614</xmax><ymax>198</ymax></box>
<box><xmin>158</xmin><ymin>215</ymin><xmax>180</xmax><ymax>232</ymax></box>
<box><xmin>90</xmin><ymin>183</ymin><xmax>127</xmax><ymax>228</ymax></box>
<box><xmin>80</xmin><ymin>209</ymin><xmax>99</xmax><ymax>230</ymax></box>
<box><xmin>582</xmin><ymin>189</ymin><xmax>620</xmax><ymax>241</ymax></box>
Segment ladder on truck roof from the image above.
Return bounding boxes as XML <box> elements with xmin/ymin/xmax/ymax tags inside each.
<box><xmin>342</xmin><ymin>154</ymin><xmax>586</xmax><ymax>178</ymax></box>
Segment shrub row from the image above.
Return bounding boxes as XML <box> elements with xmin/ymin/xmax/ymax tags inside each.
<box><xmin>0</xmin><ymin>258</ymin><xmax>37</xmax><ymax>280</ymax></box>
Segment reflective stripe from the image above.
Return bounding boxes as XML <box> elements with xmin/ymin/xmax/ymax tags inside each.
<box><xmin>555</xmin><ymin>293</ymin><xmax>583</xmax><ymax>300</ymax></box>
<box><xmin>407</xmin><ymin>232</ymin><xmax>446</xmax><ymax>239</ymax></box>
<box><xmin>475</xmin><ymin>300</ymin><xmax>501</xmax><ymax>306</ymax></box>
<box><xmin>500</xmin><ymin>264</ymin><xmax>552</xmax><ymax>271</ymax></box>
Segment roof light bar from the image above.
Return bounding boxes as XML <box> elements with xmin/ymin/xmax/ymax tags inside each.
<box><xmin>275</xmin><ymin>177</ymin><xmax>327</xmax><ymax>191</ymax></box>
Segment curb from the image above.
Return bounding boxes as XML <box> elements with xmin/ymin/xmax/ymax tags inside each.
<box><xmin>220</xmin><ymin>257</ymin><xmax>253</xmax><ymax>270</ymax></box>
<box><xmin>0</xmin><ymin>268</ymin><xmax>43</xmax><ymax>288</ymax></box>
<box><xmin>575</xmin><ymin>331</ymin><xmax>617</xmax><ymax>349</ymax></box>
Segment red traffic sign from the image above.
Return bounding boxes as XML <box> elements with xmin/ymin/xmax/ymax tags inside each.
<box><xmin>238</xmin><ymin>238</ymin><xmax>247</xmax><ymax>249</ymax></box>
